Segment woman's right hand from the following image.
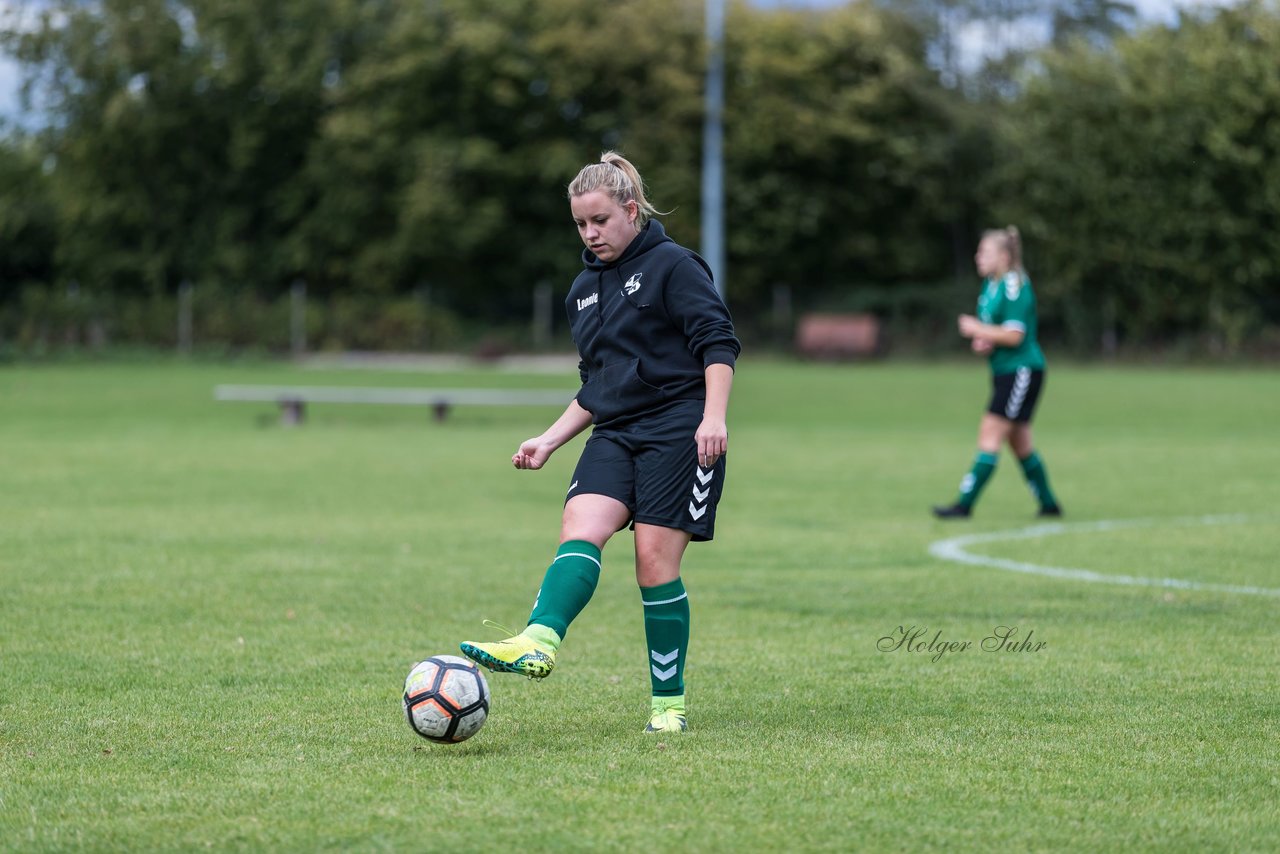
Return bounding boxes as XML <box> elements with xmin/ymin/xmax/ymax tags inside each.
<box><xmin>511</xmin><ymin>400</ymin><xmax>592</xmax><ymax>470</ymax></box>
<box><xmin>512</xmin><ymin>437</ymin><xmax>555</xmax><ymax>470</ymax></box>
<box><xmin>971</xmin><ymin>338</ymin><xmax>993</xmax><ymax>354</ymax></box>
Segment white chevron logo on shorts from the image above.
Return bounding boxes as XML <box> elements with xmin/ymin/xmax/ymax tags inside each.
<box><xmin>651</xmin><ymin>649</ymin><xmax>679</xmax><ymax>681</ymax></box>
<box><xmin>689</xmin><ymin>466</ymin><xmax>713</xmax><ymax>520</ymax></box>
<box><xmin>1005</xmin><ymin>367</ymin><xmax>1031</xmax><ymax>419</ymax></box>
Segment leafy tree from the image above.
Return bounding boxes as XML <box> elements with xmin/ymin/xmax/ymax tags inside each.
<box><xmin>993</xmin><ymin>0</ymin><xmax>1280</xmax><ymax>353</ymax></box>
<box><xmin>881</xmin><ymin>0</ymin><xmax>1138</xmax><ymax>96</ymax></box>
<box><xmin>297</xmin><ymin>0</ymin><xmax>706</xmax><ymax>318</ymax></box>
<box><xmin>724</xmin><ymin>1</ymin><xmax>972</xmax><ymax>307</ymax></box>
<box><xmin>0</xmin><ymin>0</ymin><xmax>994</xmax><ymax>341</ymax></box>
<box><xmin>0</xmin><ymin>137</ymin><xmax>56</xmax><ymax>292</ymax></box>
<box><xmin>5</xmin><ymin>0</ymin><xmax>354</xmax><ymax>295</ymax></box>
<box><xmin>1051</xmin><ymin>0</ymin><xmax>1138</xmax><ymax>48</ymax></box>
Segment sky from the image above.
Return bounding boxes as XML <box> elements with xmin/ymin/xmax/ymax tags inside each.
<box><xmin>0</xmin><ymin>0</ymin><xmax>1245</xmax><ymax>125</ymax></box>
<box><xmin>0</xmin><ymin>0</ymin><xmax>34</xmax><ymax>122</ymax></box>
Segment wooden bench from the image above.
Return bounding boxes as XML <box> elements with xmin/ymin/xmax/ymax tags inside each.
<box><xmin>214</xmin><ymin>384</ymin><xmax>572</xmax><ymax>425</ymax></box>
<box><xmin>795</xmin><ymin>312</ymin><xmax>882</xmax><ymax>360</ymax></box>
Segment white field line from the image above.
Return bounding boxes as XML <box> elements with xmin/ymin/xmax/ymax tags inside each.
<box><xmin>928</xmin><ymin>514</ymin><xmax>1280</xmax><ymax>597</ymax></box>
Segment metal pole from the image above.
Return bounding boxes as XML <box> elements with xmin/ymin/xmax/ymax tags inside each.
<box><xmin>702</xmin><ymin>0</ymin><xmax>726</xmax><ymax>299</ymax></box>
<box><xmin>772</xmin><ymin>283</ymin><xmax>792</xmax><ymax>346</ymax></box>
<box><xmin>177</xmin><ymin>280</ymin><xmax>193</xmax><ymax>355</ymax></box>
<box><xmin>532</xmin><ymin>282</ymin><xmax>552</xmax><ymax>351</ymax></box>
<box><xmin>417</xmin><ymin>283</ymin><xmax>432</xmax><ymax>351</ymax></box>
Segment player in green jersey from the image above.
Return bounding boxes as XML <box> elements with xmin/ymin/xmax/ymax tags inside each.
<box><xmin>933</xmin><ymin>226</ymin><xmax>1062</xmax><ymax>519</ymax></box>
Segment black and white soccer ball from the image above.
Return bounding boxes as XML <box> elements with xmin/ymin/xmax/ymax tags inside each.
<box><xmin>403</xmin><ymin>655</ymin><xmax>490</xmax><ymax>743</ymax></box>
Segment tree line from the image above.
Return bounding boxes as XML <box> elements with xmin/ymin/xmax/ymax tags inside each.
<box><xmin>1</xmin><ymin>0</ymin><xmax>1277</xmax><ymax>356</ymax></box>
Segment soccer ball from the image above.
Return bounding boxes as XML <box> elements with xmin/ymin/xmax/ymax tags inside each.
<box><xmin>403</xmin><ymin>655</ymin><xmax>490</xmax><ymax>743</ymax></box>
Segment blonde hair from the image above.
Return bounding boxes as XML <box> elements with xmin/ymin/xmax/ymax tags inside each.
<box><xmin>982</xmin><ymin>225</ymin><xmax>1026</xmax><ymax>276</ymax></box>
<box><xmin>567</xmin><ymin>151</ymin><xmax>665</xmax><ymax>229</ymax></box>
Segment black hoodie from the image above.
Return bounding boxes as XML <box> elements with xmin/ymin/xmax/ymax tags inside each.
<box><xmin>567</xmin><ymin>219</ymin><xmax>741</xmax><ymax>428</ymax></box>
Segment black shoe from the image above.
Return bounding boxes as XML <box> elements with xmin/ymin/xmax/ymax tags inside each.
<box><xmin>1038</xmin><ymin>505</ymin><xmax>1063</xmax><ymax>518</ymax></box>
<box><xmin>932</xmin><ymin>503</ymin><xmax>972</xmax><ymax>519</ymax></box>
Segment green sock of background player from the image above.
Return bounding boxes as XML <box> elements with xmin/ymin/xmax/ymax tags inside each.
<box><xmin>957</xmin><ymin>451</ymin><xmax>998</xmax><ymax>509</ymax></box>
<box><xmin>1018</xmin><ymin>450</ymin><xmax>1059</xmax><ymax>510</ymax></box>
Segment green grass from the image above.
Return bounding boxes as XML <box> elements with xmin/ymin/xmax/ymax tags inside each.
<box><xmin>1</xmin><ymin>358</ymin><xmax>1278</xmax><ymax>851</ymax></box>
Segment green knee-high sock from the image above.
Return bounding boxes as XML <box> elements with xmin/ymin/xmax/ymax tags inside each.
<box><xmin>642</xmin><ymin>578</ymin><xmax>689</xmax><ymax>698</ymax></box>
<box><xmin>957</xmin><ymin>451</ymin><xmax>999</xmax><ymax>509</ymax></box>
<box><xmin>1019</xmin><ymin>451</ymin><xmax>1059</xmax><ymax>509</ymax></box>
<box><xmin>525</xmin><ymin>540</ymin><xmax>601</xmax><ymax>645</ymax></box>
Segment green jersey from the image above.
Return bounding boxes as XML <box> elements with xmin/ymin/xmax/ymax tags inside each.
<box><xmin>976</xmin><ymin>271</ymin><xmax>1045</xmax><ymax>374</ymax></box>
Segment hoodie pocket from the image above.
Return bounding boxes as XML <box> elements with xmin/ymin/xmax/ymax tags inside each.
<box><xmin>576</xmin><ymin>357</ymin><xmax>666</xmax><ymax>424</ymax></box>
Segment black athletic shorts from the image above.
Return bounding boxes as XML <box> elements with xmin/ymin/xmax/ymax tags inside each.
<box><xmin>987</xmin><ymin>367</ymin><xmax>1045</xmax><ymax>423</ymax></box>
<box><xmin>566</xmin><ymin>399</ymin><xmax>726</xmax><ymax>542</ymax></box>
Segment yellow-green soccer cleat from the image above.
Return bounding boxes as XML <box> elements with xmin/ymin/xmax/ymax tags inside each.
<box><xmin>645</xmin><ymin>696</ymin><xmax>688</xmax><ymax>734</ymax></box>
<box><xmin>460</xmin><ymin>631</ymin><xmax>556</xmax><ymax>680</ymax></box>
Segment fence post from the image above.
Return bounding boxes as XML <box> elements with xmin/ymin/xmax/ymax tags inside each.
<box><xmin>1101</xmin><ymin>290</ymin><xmax>1117</xmax><ymax>358</ymax></box>
<box><xmin>177</xmin><ymin>280</ymin><xmax>193</xmax><ymax>355</ymax></box>
<box><xmin>417</xmin><ymin>283</ymin><xmax>432</xmax><ymax>351</ymax></box>
<box><xmin>532</xmin><ymin>282</ymin><xmax>552</xmax><ymax>350</ymax></box>
<box><xmin>291</xmin><ymin>279</ymin><xmax>307</xmax><ymax>358</ymax></box>
<box><xmin>65</xmin><ymin>280</ymin><xmax>80</xmax><ymax>347</ymax></box>
<box><xmin>772</xmin><ymin>283</ymin><xmax>792</xmax><ymax>347</ymax></box>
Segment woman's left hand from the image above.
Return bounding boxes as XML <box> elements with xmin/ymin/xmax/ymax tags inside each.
<box><xmin>695</xmin><ymin>417</ymin><xmax>728</xmax><ymax>469</ymax></box>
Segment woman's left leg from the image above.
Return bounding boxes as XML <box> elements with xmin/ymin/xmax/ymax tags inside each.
<box><xmin>1008</xmin><ymin>423</ymin><xmax>1062</xmax><ymax>515</ymax></box>
<box><xmin>635</xmin><ymin>523</ymin><xmax>693</xmax><ymax>732</ymax></box>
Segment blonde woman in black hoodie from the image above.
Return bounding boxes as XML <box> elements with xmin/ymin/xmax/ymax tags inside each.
<box><xmin>462</xmin><ymin>152</ymin><xmax>740</xmax><ymax>734</ymax></box>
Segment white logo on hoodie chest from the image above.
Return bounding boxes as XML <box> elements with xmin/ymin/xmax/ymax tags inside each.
<box><xmin>576</xmin><ymin>292</ymin><xmax>599</xmax><ymax>311</ymax></box>
<box><xmin>623</xmin><ymin>273</ymin><xmax>643</xmax><ymax>295</ymax></box>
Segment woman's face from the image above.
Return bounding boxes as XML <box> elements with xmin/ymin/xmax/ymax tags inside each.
<box><xmin>974</xmin><ymin>237</ymin><xmax>1010</xmax><ymax>278</ymax></box>
<box><xmin>571</xmin><ymin>191</ymin><xmax>639</xmax><ymax>263</ymax></box>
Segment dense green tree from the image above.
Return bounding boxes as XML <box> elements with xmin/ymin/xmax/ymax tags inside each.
<box><xmin>5</xmin><ymin>0</ymin><xmax>355</xmax><ymax>295</ymax></box>
<box><xmin>0</xmin><ymin>0</ymin><xmax>973</xmax><ymax>326</ymax></box>
<box><xmin>0</xmin><ymin>137</ymin><xmax>56</xmax><ymax>292</ymax></box>
<box><xmin>724</xmin><ymin>1</ymin><xmax>972</xmax><ymax>307</ymax></box>
<box><xmin>993</xmin><ymin>0</ymin><xmax>1280</xmax><ymax>352</ymax></box>
<box><xmin>295</xmin><ymin>0</ymin><xmax>707</xmax><ymax>319</ymax></box>
<box><xmin>1050</xmin><ymin>0</ymin><xmax>1138</xmax><ymax>47</ymax></box>
<box><xmin>881</xmin><ymin>0</ymin><xmax>1138</xmax><ymax>96</ymax></box>
<box><xmin>5</xmin><ymin>0</ymin><xmax>1275</xmax><ymax>354</ymax></box>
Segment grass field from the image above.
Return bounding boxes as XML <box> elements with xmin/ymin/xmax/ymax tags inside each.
<box><xmin>2</xmin><ymin>357</ymin><xmax>1278</xmax><ymax>851</ymax></box>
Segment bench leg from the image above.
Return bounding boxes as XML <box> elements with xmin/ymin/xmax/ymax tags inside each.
<box><xmin>432</xmin><ymin>401</ymin><xmax>450</xmax><ymax>422</ymax></box>
<box><xmin>280</xmin><ymin>399</ymin><xmax>305</xmax><ymax>426</ymax></box>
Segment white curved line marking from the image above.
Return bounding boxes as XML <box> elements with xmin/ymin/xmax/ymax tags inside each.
<box><xmin>928</xmin><ymin>514</ymin><xmax>1280</xmax><ymax>597</ymax></box>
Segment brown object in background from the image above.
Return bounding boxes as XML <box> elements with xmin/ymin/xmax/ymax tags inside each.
<box><xmin>795</xmin><ymin>313</ymin><xmax>881</xmax><ymax>360</ymax></box>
